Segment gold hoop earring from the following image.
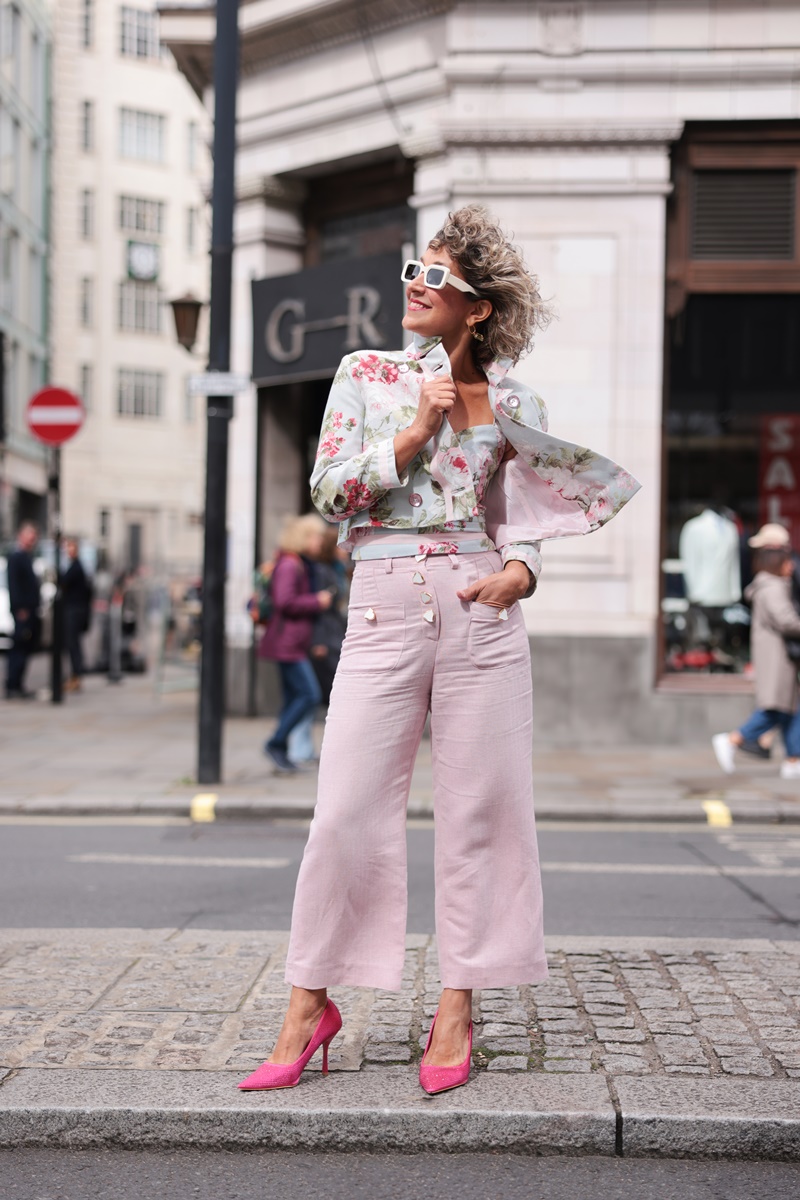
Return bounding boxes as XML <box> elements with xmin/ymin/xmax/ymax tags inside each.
<box><xmin>468</xmin><ymin>324</ymin><xmax>485</xmax><ymax>343</ymax></box>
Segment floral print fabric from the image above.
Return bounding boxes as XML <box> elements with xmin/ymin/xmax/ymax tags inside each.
<box><xmin>310</xmin><ymin>334</ymin><xmax>640</xmax><ymax>584</ymax></box>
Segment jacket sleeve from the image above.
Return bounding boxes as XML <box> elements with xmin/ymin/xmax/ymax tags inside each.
<box><xmin>485</xmin><ymin>459</ymin><xmax>543</xmax><ymax>595</ymax></box>
<box><xmin>271</xmin><ymin>558</ymin><xmax>322</xmax><ymax>620</ymax></box>
<box><xmin>764</xmin><ymin>583</ymin><xmax>800</xmax><ymax>638</ymax></box>
<box><xmin>310</xmin><ymin>355</ymin><xmax>409</xmax><ymax>522</ymax></box>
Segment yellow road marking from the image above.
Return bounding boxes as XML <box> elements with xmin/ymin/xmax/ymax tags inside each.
<box><xmin>702</xmin><ymin>799</ymin><xmax>733</xmax><ymax>827</ymax></box>
<box><xmin>190</xmin><ymin>792</ymin><xmax>217</xmax><ymax>823</ymax></box>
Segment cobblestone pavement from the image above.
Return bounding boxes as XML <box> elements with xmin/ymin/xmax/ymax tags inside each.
<box><xmin>1</xmin><ymin>930</ymin><xmax>799</xmax><ymax>1082</ymax></box>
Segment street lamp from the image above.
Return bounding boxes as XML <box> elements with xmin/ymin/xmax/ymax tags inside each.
<box><xmin>170</xmin><ymin>293</ymin><xmax>204</xmax><ymax>352</ymax></box>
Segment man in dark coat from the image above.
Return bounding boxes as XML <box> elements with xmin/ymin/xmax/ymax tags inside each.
<box><xmin>5</xmin><ymin>523</ymin><xmax>41</xmax><ymax>699</ymax></box>
<box><xmin>62</xmin><ymin>537</ymin><xmax>92</xmax><ymax>690</ymax></box>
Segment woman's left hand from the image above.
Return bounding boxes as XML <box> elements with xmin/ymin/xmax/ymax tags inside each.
<box><xmin>456</xmin><ymin>561</ymin><xmax>531</xmax><ymax>608</ymax></box>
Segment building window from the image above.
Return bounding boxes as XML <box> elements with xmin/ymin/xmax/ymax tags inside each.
<box><xmin>118</xmin><ymin>280</ymin><xmax>162</xmax><ymax>333</ymax></box>
<box><xmin>0</xmin><ymin>111</ymin><xmax>19</xmax><ymax>199</ymax></box>
<box><xmin>120</xmin><ymin>6</ymin><xmax>161</xmax><ymax>59</ymax></box>
<box><xmin>0</xmin><ymin>4</ymin><xmax>21</xmax><ymax>90</ymax></box>
<box><xmin>0</xmin><ymin>227</ymin><xmax>18</xmax><ymax>315</ymax></box>
<box><xmin>81</xmin><ymin>100</ymin><xmax>94</xmax><ymax>151</ymax></box>
<box><xmin>79</xmin><ymin>363</ymin><xmax>93</xmax><ymax>412</ymax></box>
<box><xmin>81</xmin><ymin>0</ymin><xmax>94</xmax><ymax>49</ymax></box>
<box><xmin>79</xmin><ymin>188</ymin><xmax>94</xmax><ymax>239</ymax></box>
<box><xmin>119</xmin><ymin>108</ymin><xmax>165</xmax><ymax>163</ymax></box>
<box><xmin>99</xmin><ymin>508</ymin><xmax>110</xmax><ymax>539</ymax></box>
<box><xmin>117</xmin><ymin>368</ymin><xmax>163</xmax><ymax>418</ymax></box>
<box><xmin>79</xmin><ymin>277</ymin><xmax>93</xmax><ymax>328</ymax></box>
<box><xmin>119</xmin><ymin>195</ymin><xmax>164</xmax><ymax>235</ymax></box>
<box><xmin>28</xmin><ymin>247</ymin><xmax>42</xmax><ymax>328</ymax></box>
<box><xmin>186</xmin><ymin>206</ymin><xmax>199</xmax><ymax>253</ymax></box>
<box><xmin>187</xmin><ymin>120</ymin><xmax>200</xmax><ymax>172</ymax></box>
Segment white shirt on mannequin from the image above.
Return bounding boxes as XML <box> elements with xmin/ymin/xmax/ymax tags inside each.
<box><xmin>679</xmin><ymin>508</ymin><xmax>741</xmax><ymax>607</ymax></box>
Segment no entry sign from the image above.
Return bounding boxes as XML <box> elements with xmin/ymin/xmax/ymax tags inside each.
<box><xmin>26</xmin><ymin>387</ymin><xmax>85</xmax><ymax>446</ymax></box>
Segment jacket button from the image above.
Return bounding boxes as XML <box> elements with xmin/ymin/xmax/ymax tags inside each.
<box><xmin>505</xmin><ymin>395</ymin><xmax>520</xmax><ymax>410</ymax></box>
<box><xmin>398</xmin><ymin>363</ymin><xmax>409</xmax><ymax>373</ymax></box>
<box><xmin>408</xmin><ymin>493</ymin><xmax>423</xmax><ymax>507</ymax></box>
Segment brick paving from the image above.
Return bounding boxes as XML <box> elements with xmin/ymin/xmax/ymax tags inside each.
<box><xmin>2</xmin><ymin>930</ymin><xmax>799</xmax><ymax>1082</ymax></box>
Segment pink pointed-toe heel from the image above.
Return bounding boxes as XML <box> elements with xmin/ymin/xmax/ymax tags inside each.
<box><xmin>419</xmin><ymin>1009</ymin><xmax>473</xmax><ymax>1095</ymax></box>
<box><xmin>237</xmin><ymin>999</ymin><xmax>342</xmax><ymax>1091</ymax></box>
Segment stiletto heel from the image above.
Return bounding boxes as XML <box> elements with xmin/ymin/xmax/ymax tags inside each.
<box><xmin>419</xmin><ymin>1009</ymin><xmax>473</xmax><ymax>1095</ymax></box>
<box><xmin>237</xmin><ymin>999</ymin><xmax>342</xmax><ymax>1091</ymax></box>
<box><xmin>322</xmin><ymin>1036</ymin><xmax>333</xmax><ymax>1076</ymax></box>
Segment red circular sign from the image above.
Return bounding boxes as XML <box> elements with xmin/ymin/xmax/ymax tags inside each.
<box><xmin>26</xmin><ymin>387</ymin><xmax>85</xmax><ymax>446</ymax></box>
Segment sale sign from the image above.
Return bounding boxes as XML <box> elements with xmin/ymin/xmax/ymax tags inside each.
<box><xmin>760</xmin><ymin>415</ymin><xmax>800</xmax><ymax>548</ymax></box>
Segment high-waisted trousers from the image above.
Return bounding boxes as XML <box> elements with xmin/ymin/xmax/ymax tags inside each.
<box><xmin>284</xmin><ymin>550</ymin><xmax>548</xmax><ymax>992</ymax></box>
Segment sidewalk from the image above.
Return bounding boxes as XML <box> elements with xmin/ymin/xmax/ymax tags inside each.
<box><xmin>1</xmin><ymin>927</ymin><xmax>799</xmax><ymax>1157</ymax></box>
<box><xmin>1</xmin><ymin>669</ymin><xmax>799</xmax><ymax>823</ymax></box>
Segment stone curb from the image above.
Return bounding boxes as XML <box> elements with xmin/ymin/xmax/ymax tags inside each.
<box><xmin>0</xmin><ymin>1071</ymin><xmax>799</xmax><ymax>1159</ymax></box>
<box><xmin>1</xmin><ymin>797</ymin><xmax>800</xmax><ymax>823</ymax></box>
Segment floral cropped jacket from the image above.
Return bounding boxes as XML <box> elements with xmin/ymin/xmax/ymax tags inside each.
<box><xmin>310</xmin><ymin>334</ymin><xmax>640</xmax><ymax>588</ymax></box>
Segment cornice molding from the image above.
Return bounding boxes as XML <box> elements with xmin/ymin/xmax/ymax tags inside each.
<box><xmin>443</xmin><ymin>49</ymin><xmax>800</xmax><ymax>88</ymax></box>
<box><xmin>441</xmin><ymin>122</ymin><xmax>685</xmax><ymax>148</ymax></box>
<box><xmin>161</xmin><ymin>0</ymin><xmax>455</xmax><ymax>91</ymax></box>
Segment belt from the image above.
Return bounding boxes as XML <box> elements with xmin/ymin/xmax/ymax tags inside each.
<box><xmin>353</xmin><ymin>538</ymin><xmax>493</xmax><ymax>562</ymax></box>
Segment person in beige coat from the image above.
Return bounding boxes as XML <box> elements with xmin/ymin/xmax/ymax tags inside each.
<box><xmin>713</xmin><ymin>544</ymin><xmax>800</xmax><ymax>780</ymax></box>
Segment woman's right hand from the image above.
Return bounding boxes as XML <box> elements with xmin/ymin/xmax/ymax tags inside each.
<box><xmin>409</xmin><ymin>375</ymin><xmax>457</xmax><ymax>443</ymax></box>
<box><xmin>316</xmin><ymin>590</ymin><xmax>334</xmax><ymax>611</ymax></box>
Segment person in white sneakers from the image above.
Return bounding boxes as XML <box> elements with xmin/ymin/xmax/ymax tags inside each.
<box><xmin>712</xmin><ymin>537</ymin><xmax>800</xmax><ymax>780</ymax></box>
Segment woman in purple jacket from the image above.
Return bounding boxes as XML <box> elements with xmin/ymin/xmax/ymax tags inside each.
<box><xmin>260</xmin><ymin>515</ymin><xmax>333</xmax><ymax>773</ymax></box>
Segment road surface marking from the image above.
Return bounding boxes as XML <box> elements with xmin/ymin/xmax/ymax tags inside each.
<box><xmin>702</xmin><ymin>799</ymin><xmax>733</xmax><ymax>827</ymax></box>
<box><xmin>68</xmin><ymin>853</ymin><xmax>290</xmax><ymax>869</ymax></box>
<box><xmin>540</xmin><ymin>860</ymin><xmax>800</xmax><ymax>877</ymax></box>
<box><xmin>190</xmin><ymin>793</ymin><xmax>217</xmax><ymax>822</ymax></box>
<box><xmin>64</xmin><ymin>853</ymin><xmax>800</xmax><ymax>876</ymax></box>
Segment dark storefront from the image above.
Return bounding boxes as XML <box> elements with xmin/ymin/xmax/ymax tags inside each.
<box><xmin>251</xmin><ymin>159</ymin><xmax>414</xmax><ymax>557</ymax></box>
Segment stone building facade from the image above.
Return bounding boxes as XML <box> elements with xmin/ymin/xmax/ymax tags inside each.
<box><xmin>162</xmin><ymin>0</ymin><xmax>800</xmax><ymax>741</ymax></box>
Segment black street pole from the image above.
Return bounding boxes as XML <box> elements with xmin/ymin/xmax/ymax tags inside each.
<box><xmin>49</xmin><ymin>447</ymin><xmax>63</xmax><ymax>705</ymax></box>
<box><xmin>198</xmin><ymin>0</ymin><xmax>239</xmax><ymax>784</ymax></box>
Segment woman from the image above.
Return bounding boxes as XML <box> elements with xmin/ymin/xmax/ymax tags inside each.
<box><xmin>260</xmin><ymin>514</ymin><xmax>333</xmax><ymax>774</ymax></box>
<box><xmin>713</xmin><ymin>544</ymin><xmax>800</xmax><ymax>780</ymax></box>
<box><xmin>308</xmin><ymin>525</ymin><xmax>348</xmax><ymax>705</ymax></box>
<box><xmin>239</xmin><ymin>206</ymin><xmax>639</xmax><ymax>1094</ymax></box>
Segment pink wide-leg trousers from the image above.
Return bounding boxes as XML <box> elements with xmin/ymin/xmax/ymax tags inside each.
<box><xmin>284</xmin><ymin>551</ymin><xmax>548</xmax><ymax>991</ymax></box>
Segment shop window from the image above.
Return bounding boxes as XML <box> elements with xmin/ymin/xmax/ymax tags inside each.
<box><xmin>663</xmin><ymin>294</ymin><xmax>800</xmax><ymax>680</ymax></box>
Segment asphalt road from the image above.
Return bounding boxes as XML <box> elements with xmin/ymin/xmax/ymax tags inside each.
<box><xmin>3</xmin><ymin>1149</ymin><xmax>800</xmax><ymax>1200</ymax></box>
<box><xmin>2</xmin><ymin>817</ymin><xmax>800</xmax><ymax>937</ymax></box>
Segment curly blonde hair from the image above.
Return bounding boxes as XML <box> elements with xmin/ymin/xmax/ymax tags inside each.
<box><xmin>428</xmin><ymin>205</ymin><xmax>551</xmax><ymax>366</ymax></box>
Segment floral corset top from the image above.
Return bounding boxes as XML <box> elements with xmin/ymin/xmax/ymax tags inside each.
<box><xmin>310</xmin><ymin>335</ymin><xmax>641</xmax><ymax>587</ymax></box>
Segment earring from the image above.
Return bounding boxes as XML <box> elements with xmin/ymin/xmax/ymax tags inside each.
<box><xmin>468</xmin><ymin>324</ymin><xmax>485</xmax><ymax>342</ymax></box>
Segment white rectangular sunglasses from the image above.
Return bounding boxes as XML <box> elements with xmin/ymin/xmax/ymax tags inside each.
<box><xmin>401</xmin><ymin>259</ymin><xmax>482</xmax><ymax>298</ymax></box>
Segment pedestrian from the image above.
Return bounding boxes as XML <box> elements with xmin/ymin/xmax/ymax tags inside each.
<box><xmin>5</xmin><ymin>522</ymin><xmax>41</xmax><ymax>700</ymax></box>
<box><xmin>259</xmin><ymin>514</ymin><xmax>333</xmax><ymax>774</ymax></box>
<box><xmin>287</xmin><ymin>526</ymin><xmax>349</xmax><ymax>765</ymax></box>
<box><xmin>61</xmin><ymin>538</ymin><xmax>92</xmax><ymax>692</ymax></box>
<box><xmin>238</xmin><ymin>205</ymin><xmax>639</xmax><ymax>1095</ymax></box>
<box><xmin>713</xmin><ymin>535</ymin><xmax>800</xmax><ymax>780</ymax></box>
<box><xmin>308</xmin><ymin>525</ymin><xmax>348</xmax><ymax>705</ymax></box>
